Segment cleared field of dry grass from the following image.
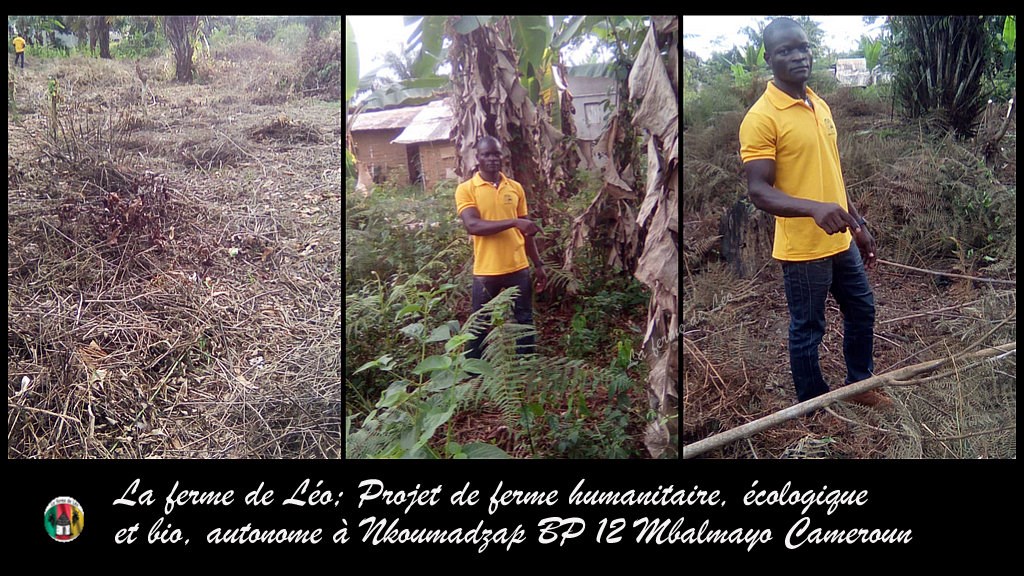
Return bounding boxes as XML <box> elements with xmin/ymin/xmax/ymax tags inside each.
<box><xmin>8</xmin><ymin>46</ymin><xmax>342</xmax><ymax>458</ymax></box>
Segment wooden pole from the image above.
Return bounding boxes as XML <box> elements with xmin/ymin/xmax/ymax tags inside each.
<box><xmin>682</xmin><ymin>341</ymin><xmax>1016</xmax><ymax>459</ymax></box>
<box><xmin>878</xmin><ymin>258</ymin><xmax>1016</xmax><ymax>285</ymax></box>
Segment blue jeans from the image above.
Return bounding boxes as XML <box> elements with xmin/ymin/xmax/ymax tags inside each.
<box><xmin>781</xmin><ymin>244</ymin><xmax>875</xmax><ymax>402</ymax></box>
<box><xmin>466</xmin><ymin>268</ymin><xmax>534</xmax><ymax>359</ymax></box>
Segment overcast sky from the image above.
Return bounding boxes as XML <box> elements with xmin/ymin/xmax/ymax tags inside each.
<box><xmin>348</xmin><ymin>16</ymin><xmax>884</xmax><ymax>78</ymax></box>
<box><xmin>684</xmin><ymin>16</ymin><xmax>886</xmax><ymax>61</ymax></box>
<box><xmin>348</xmin><ymin>16</ymin><xmax>413</xmax><ymax>77</ymax></box>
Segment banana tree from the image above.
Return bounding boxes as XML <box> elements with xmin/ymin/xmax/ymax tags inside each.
<box><xmin>444</xmin><ymin>15</ymin><xmax>557</xmax><ymax>222</ymax></box>
<box><xmin>561</xmin><ymin>16</ymin><xmax>679</xmax><ymax>457</ymax></box>
<box><xmin>629</xmin><ymin>16</ymin><xmax>678</xmax><ymax>458</ymax></box>
<box><xmin>406</xmin><ymin>15</ymin><xmax>584</xmax><ymax>222</ymax></box>
<box><xmin>562</xmin><ymin>16</ymin><xmax>653</xmax><ymax>276</ymax></box>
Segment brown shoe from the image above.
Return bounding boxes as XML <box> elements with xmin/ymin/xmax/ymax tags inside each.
<box><xmin>843</xmin><ymin>389</ymin><xmax>894</xmax><ymax>410</ymax></box>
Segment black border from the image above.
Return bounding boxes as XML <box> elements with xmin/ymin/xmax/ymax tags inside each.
<box><xmin>10</xmin><ymin>12</ymin><xmax>1019</xmax><ymax>565</ymax></box>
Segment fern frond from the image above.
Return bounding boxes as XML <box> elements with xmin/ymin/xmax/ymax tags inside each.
<box><xmin>346</xmin><ymin>411</ymin><xmax>404</xmax><ymax>459</ymax></box>
<box><xmin>541</xmin><ymin>258</ymin><xmax>581</xmax><ymax>294</ymax></box>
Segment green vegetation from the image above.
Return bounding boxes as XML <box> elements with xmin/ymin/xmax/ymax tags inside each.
<box><xmin>683</xmin><ymin>16</ymin><xmax>1016</xmax><ymax>460</ymax></box>
<box><xmin>346</xmin><ymin>16</ymin><xmax>679</xmax><ymax>458</ymax></box>
<box><xmin>346</xmin><ymin>182</ymin><xmax>649</xmax><ymax>459</ymax></box>
<box><xmin>8</xmin><ymin>16</ymin><xmax>341</xmax><ymax>95</ymax></box>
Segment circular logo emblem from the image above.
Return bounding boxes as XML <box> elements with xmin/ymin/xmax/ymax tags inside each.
<box><xmin>45</xmin><ymin>497</ymin><xmax>84</xmax><ymax>542</ymax></box>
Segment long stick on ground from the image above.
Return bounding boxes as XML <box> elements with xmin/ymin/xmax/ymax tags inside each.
<box><xmin>878</xmin><ymin>258</ymin><xmax>1016</xmax><ymax>285</ymax></box>
<box><xmin>682</xmin><ymin>341</ymin><xmax>1016</xmax><ymax>459</ymax></box>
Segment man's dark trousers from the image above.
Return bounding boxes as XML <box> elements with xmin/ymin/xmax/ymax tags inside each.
<box><xmin>466</xmin><ymin>268</ymin><xmax>534</xmax><ymax>359</ymax></box>
<box><xmin>781</xmin><ymin>244</ymin><xmax>875</xmax><ymax>402</ymax></box>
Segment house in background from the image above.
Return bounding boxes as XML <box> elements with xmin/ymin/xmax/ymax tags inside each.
<box><xmin>349</xmin><ymin>70</ymin><xmax>617</xmax><ymax>191</ymax></box>
<box><xmin>832</xmin><ymin>58</ymin><xmax>872</xmax><ymax>87</ymax></box>
<box><xmin>564</xmin><ymin>69</ymin><xmax>618</xmax><ymax>142</ymax></box>
<box><xmin>348</xmin><ymin>105</ymin><xmax>423</xmax><ymax>189</ymax></box>
<box><xmin>349</xmin><ymin>100</ymin><xmax>457</xmax><ymax>191</ymax></box>
<box><xmin>391</xmin><ymin>100</ymin><xmax>457</xmax><ymax>189</ymax></box>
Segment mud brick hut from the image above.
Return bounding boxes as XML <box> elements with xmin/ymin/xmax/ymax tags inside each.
<box><xmin>390</xmin><ymin>100</ymin><xmax>457</xmax><ymax>189</ymax></box>
<box><xmin>349</xmin><ymin>100</ymin><xmax>456</xmax><ymax>191</ymax></box>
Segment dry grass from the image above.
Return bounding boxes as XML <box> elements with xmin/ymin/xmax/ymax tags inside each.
<box><xmin>682</xmin><ymin>85</ymin><xmax>1016</xmax><ymax>459</ymax></box>
<box><xmin>8</xmin><ymin>45</ymin><xmax>341</xmax><ymax>459</ymax></box>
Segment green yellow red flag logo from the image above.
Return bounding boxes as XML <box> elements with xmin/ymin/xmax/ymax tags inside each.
<box><xmin>44</xmin><ymin>497</ymin><xmax>84</xmax><ymax>542</ymax></box>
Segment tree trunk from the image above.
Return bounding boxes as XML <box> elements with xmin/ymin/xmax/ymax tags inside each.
<box><xmin>98</xmin><ymin>17</ymin><xmax>111</xmax><ymax>59</ymax></box>
<box><xmin>448</xmin><ymin>17</ymin><xmax>563</xmax><ymax>224</ymax></box>
<box><xmin>164</xmin><ymin>16</ymin><xmax>198</xmax><ymax>83</ymax></box>
<box><xmin>718</xmin><ymin>198</ymin><xmax>774</xmax><ymax>278</ymax></box>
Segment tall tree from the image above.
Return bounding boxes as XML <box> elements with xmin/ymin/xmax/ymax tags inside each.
<box><xmin>92</xmin><ymin>16</ymin><xmax>111</xmax><ymax>59</ymax></box>
<box><xmin>446</xmin><ymin>16</ymin><xmax>565</xmax><ymax>223</ymax></box>
<box><xmin>163</xmin><ymin>16</ymin><xmax>201</xmax><ymax>83</ymax></box>
<box><xmin>563</xmin><ymin>16</ymin><xmax>651</xmax><ymax>275</ymax></box>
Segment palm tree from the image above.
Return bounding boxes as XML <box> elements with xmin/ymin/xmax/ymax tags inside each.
<box><xmin>889</xmin><ymin>15</ymin><xmax>991</xmax><ymax>138</ymax></box>
<box><xmin>163</xmin><ymin>16</ymin><xmax>201</xmax><ymax>83</ymax></box>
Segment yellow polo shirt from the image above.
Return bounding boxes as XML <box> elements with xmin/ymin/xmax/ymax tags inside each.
<box><xmin>13</xmin><ymin>36</ymin><xmax>26</xmax><ymax>53</ymax></box>
<box><xmin>739</xmin><ymin>82</ymin><xmax>852</xmax><ymax>261</ymax></box>
<box><xmin>455</xmin><ymin>172</ymin><xmax>530</xmax><ymax>276</ymax></box>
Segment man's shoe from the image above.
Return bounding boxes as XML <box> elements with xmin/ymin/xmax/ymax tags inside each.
<box><xmin>843</xmin><ymin>388</ymin><xmax>894</xmax><ymax>409</ymax></box>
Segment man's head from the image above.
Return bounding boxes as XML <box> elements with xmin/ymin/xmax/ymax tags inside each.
<box><xmin>763</xmin><ymin>18</ymin><xmax>812</xmax><ymax>87</ymax></box>
<box><xmin>476</xmin><ymin>136</ymin><xmax>503</xmax><ymax>175</ymax></box>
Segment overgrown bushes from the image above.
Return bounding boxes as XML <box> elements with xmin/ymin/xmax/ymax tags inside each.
<box><xmin>346</xmin><ymin>180</ymin><xmax>649</xmax><ymax>458</ymax></box>
<box><xmin>298</xmin><ymin>30</ymin><xmax>341</xmax><ymax>100</ymax></box>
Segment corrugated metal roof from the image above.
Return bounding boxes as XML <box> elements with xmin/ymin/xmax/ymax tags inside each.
<box><xmin>392</xmin><ymin>100</ymin><xmax>454</xmax><ymax>144</ymax></box>
<box><xmin>349</xmin><ymin>105</ymin><xmax>425</xmax><ymax>131</ymax></box>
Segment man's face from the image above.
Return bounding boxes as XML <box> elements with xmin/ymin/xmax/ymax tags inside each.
<box><xmin>766</xmin><ymin>26</ymin><xmax>812</xmax><ymax>86</ymax></box>
<box><xmin>477</xmin><ymin>140</ymin><xmax>503</xmax><ymax>173</ymax></box>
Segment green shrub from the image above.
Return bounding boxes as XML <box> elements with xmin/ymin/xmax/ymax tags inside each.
<box><xmin>683</xmin><ymin>75</ymin><xmax>745</xmax><ymax>130</ymax></box>
<box><xmin>298</xmin><ymin>30</ymin><xmax>341</xmax><ymax>100</ymax></box>
<box><xmin>110</xmin><ymin>30</ymin><xmax>166</xmax><ymax>60</ymax></box>
<box><xmin>272</xmin><ymin>23</ymin><xmax>309</xmax><ymax>55</ymax></box>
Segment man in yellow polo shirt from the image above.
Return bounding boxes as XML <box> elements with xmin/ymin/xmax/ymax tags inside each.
<box><xmin>13</xmin><ymin>33</ymin><xmax>27</xmax><ymax>69</ymax></box>
<box><xmin>739</xmin><ymin>17</ymin><xmax>890</xmax><ymax>408</ymax></box>
<box><xmin>456</xmin><ymin>136</ymin><xmax>547</xmax><ymax>359</ymax></box>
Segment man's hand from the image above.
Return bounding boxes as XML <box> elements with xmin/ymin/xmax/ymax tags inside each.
<box><xmin>534</xmin><ymin>266</ymin><xmax>548</xmax><ymax>293</ymax></box>
<box><xmin>811</xmin><ymin>203</ymin><xmax>861</xmax><ymax>235</ymax></box>
<box><xmin>853</xmin><ymin>226</ymin><xmax>877</xmax><ymax>269</ymax></box>
<box><xmin>514</xmin><ymin>218</ymin><xmax>540</xmax><ymax>236</ymax></box>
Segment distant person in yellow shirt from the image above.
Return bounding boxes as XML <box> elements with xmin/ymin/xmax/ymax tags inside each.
<box><xmin>13</xmin><ymin>33</ymin><xmax>26</xmax><ymax>69</ymax></box>
<box><xmin>739</xmin><ymin>17</ymin><xmax>891</xmax><ymax>409</ymax></box>
<box><xmin>455</xmin><ymin>136</ymin><xmax>547</xmax><ymax>359</ymax></box>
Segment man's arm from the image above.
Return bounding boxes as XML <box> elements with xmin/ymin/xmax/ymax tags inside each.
<box><xmin>745</xmin><ymin>159</ymin><xmax>861</xmax><ymax>235</ymax></box>
<box><xmin>459</xmin><ymin>207</ymin><xmax>539</xmax><ymax>236</ymax></box>
<box><xmin>845</xmin><ymin>197</ymin><xmax>865</xmax><ymax>226</ymax></box>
